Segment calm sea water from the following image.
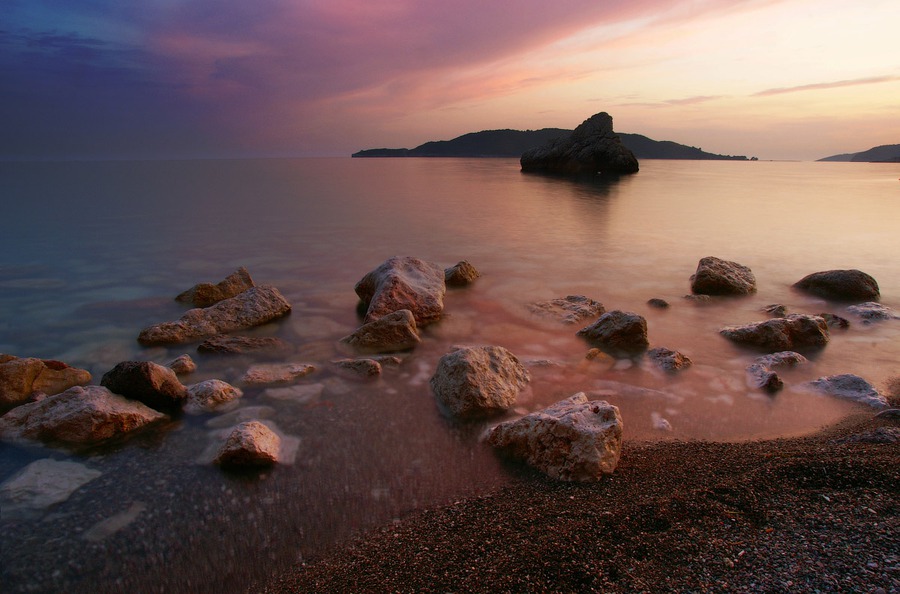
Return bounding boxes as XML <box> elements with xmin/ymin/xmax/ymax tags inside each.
<box><xmin>1</xmin><ymin>157</ymin><xmax>899</xmax><ymax>592</ymax></box>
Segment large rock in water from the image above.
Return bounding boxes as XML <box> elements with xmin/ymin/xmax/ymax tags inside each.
<box><xmin>488</xmin><ymin>393</ymin><xmax>623</xmax><ymax>481</ymax></box>
<box><xmin>176</xmin><ymin>267</ymin><xmax>255</xmax><ymax>307</ymax></box>
<box><xmin>690</xmin><ymin>256</ymin><xmax>756</xmax><ymax>295</ymax></box>
<box><xmin>354</xmin><ymin>257</ymin><xmax>446</xmax><ymax>326</ymax></box>
<box><xmin>214</xmin><ymin>421</ymin><xmax>281</xmax><ymax>468</ymax></box>
<box><xmin>339</xmin><ymin>309</ymin><xmax>421</xmax><ymax>353</ymax></box>
<box><xmin>100</xmin><ymin>361</ymin><xmax>188</xmax><ymax>411</ymax></box>
<box><xmin>138</xmin><ymin>285</ymin><xmax>292</xmax><ymax>345</ymax></box>
<box><xmin>576</xmin><ymin>310</ymin><xmax>649</xmax><ymax>354</ymax></box>
<box><xmin>520</xmin><ymin>112</ymin><xmax>639</xmax><ymax>175</ymax></box>
<box><xmin>793</xmin><ymin>269</ymin><xmax>879</xmax><ymax>301</ymax></box>
<box><xmin>720</xmin><ymin>314</ymin><xmax>829</xmax><ymax>351</ymax></box>
<box><xmin>804</xmin><ymin>374</ymin><xmax>887</xmax><ymax>409</ymax></box>
<box><xmin>0</xmin><ymin>354</ymin><xmax>92</xmax><ymax>408</ymax></box>
<box><xmin>430</xmin><ymin>346</ymin><xmax>530</xmax><ymax>419</ymax></box>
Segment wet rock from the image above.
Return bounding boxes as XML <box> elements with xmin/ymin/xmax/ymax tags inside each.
<box><xmin>0</xmin><ymin>354</ymin><xmax>92</xmax><ymax>408</ymax></box>
<box><xmin>0</xmin><ymin>459</ymin><xmax>102</xmax><ymax>517</ymax></box>
<box><xmin>430</xmin><ymin>346</ymin><xmax>530</xmax><ymax>419</ymax></box>
<box><xmin>793</xmin><ymin>269</ymin><xmax>879</xmax><ymax>301</ymax></box>
<box><xmin>647</xmin><ymin>298</ymin><xmax>670</xmax><ymax>309</ymax></box>
<box><xmin>683</xmin><ymin>294</ymin><xmax>711</xmax><ymax>303</ymax></box>
<box><xmin>488</xmin><ymin>393</ymin><xmax>623</xmax><ymax>481</ymax></box>
<box><xmin>0</xmin><ymin>386</ymin><xmax>166</xmax><ymax>445</ymax></box>
<box><xmin>444</xmin><ymin>261</ymin><xmax>481</xmax><ymax>287</ymax></box>
<box><xmin>756</xmin><ymin>351</ymin><xmax>808</xmax><ymax>369</ymax></box>
<box><xmin>576</xmin><ymin>310</ymin><xmax>649</xmax><ymax>354</ymax></box>
<box><xmin>332</xmin><ymin>358</ymin><xmax>382</xmax><ymax>377</ymax></box>
<box><xmin>746</xmin><ymin>365</ymin><xmax>783</xmax><ymax>392</ymax></box>
<box><xmin>138</xmin><ymin>285</ymin><xmax>292</xmax><ymax>345</ymax></box>
<box><xmin>874</xmin><ymin>408</ymin><xmax>900</xmax><ymax>420</ymax></box>
<box><xmin>690</xmin><ymin>256</ymin><xmax>756</xmax><ymax>296</ymax></box>
<box><xmin>100</xmin><ymin>361</ymin><xmax>188</xmax><ymax>411</ymax></box>
<box><xmin>805</xmin><ymin>374</ymin><xmax>888</xmax><ymax>408</ymax></box>
<box><xmin>763</xmin><ymin>304</ymin><xmax>787</xmax><ymax>317</ymax></box>
<box><xmin>528</xmin><ymin>295</ymin><xmax>605</xmax><ymax>324</ymax></box>
<box><xmin>166</xmin><ymin>354</ymin><xmax>196</xmax><ymax>375</ymax></box>
<box><xmin>186</xmin><ymin>379</ymin><xmax>243</xmax><ymax>413</ymax></box>
<box><xmin>520</xmin><ymin>112</ymin><xmax>639</xmax><ymax>176</ymax></box>
<box><xmin>214</xmin><ymin>421</ymin><xmax>281</xmax><ymax>468</ymax></box>
<box><xmin>238</xmin><ymin>362</ymin><xmax>316</xmax><ymax>386</ymax></box>
<box><xmin>176</xmin><ymin>266</ymin><xmax>255</xmax><ymax>307</ymax></box>
<box><xmin>846</xmin><ymin>302</ymin><xmax>898</xmax><ymax>322</ymax></box>
<box><xmin>720</xmin><ymin>314</ymin><xmax>829</xmax><ymax>352</ymax></box>
<box><xmin>647</xmin><ymin>347</ymin><xmax>692</xmax><ymax>372</ymax></box>
<box><xmin>818</xmin><ymin>313</ymin><xmax>850</xmax><ymax>328</ymax></box>
<box><xmin>339</xmin><ymin>309</ymin><xmax>421</xmax><ymax>354</ymax></box>
<box><xmin>354</xmin><ymin>256</ymin><xmax>446</xmax><ymax>326</ymax></box>
<box><xmin>197</xmin><ymin>335</ymin><xmax>292</xmax><ymax>355</ymax></box>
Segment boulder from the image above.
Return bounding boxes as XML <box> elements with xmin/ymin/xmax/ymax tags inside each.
<box><xmin>186</xmin><ymin>379</ymin><xmax>243</xmax><ymax>413</ymax></box>
<box><xmin>690</xmin><ymin>256</ymin><xmax>756</xmax><ymax>296</ymax></box>
<box><xmin>100</xmin><ymin>361</ymin><xmax>188</xmax><ymax>411</ymax></box>
<box><xmin>166</xmin><ymin>354</ymin><xmax>197</xmax><ymax>375</ymax></box>
<box><xmin>805</xmin><ymin>374</ymin><xmax>888</xmax><ymax>408</ymax></box>
<box><xmin>176</xmin><ymin>266</ymin><xmax>255</xmax><ymax>307</ymax></box>
<box><xmin>576</xmin><ymin>310</ymin><xmax>649</xmax><ymax>354</ymax></box>
<box><xmin>138</xmin><ymin>285</ymin><xmax>292</xmax><ymax>345</ymax></box>
<box><xmin>846</xmin><ymin>302</ymin><xmax>898</xmax><ymax>322</ymax></box>
<box><xmin>332</xmin><ymin>358</ymin><xmax>382</xmax><ymax>377</ymax></box>
<box><xmin>520</xmin><ymin>112</ymin><xmax>639</xmax><ymax>176</ymax></box>
<box><xmin>214</xmin><ymin>421</ymin><xmax>281</xmax><ymax>468</ymax></box>
<box><xmin>0</xmin><ymin>386</ymin><xmax>166</xmax><ymax>445</ymax></box>
<box><xmin>197</xmin><ymin>335</ymin><xmax>292</xmax><ymax>355</ymax></box>
<box><xmin>238</xmin><ymin>363</ymin><xmax>316</xmax><ymax>386</ymax></box>
<box><xmin>528</xmin><ymin>295</ymin><xmax>605</xmax><ymax>324</ymax></box>
<box><xmin>354</xmin><ymin>257</ymin><xmax>446</xmax><ymax>325</ymax></box>
<box><xmin>339</xmin><ymin>309</ymin><xmax>421</xmax><ymax>353</ymax></box>
<box><xmin>0</xmin><ymin>354</ymin><xmax>91</xmax><ymax>408</ymax></box>
<box><xmin>745</xmin><ymin>352</ymin><xmax>807</xmax><ymax>392</ymax></box>
<box><xmin>793</xmin><ymin>269</ymin><xmax>879</xmax><ymax>301</ymax></box>
<box><xmin>430</xmin><ymin>346</ymin><xmax>530</xmax><ymax>419</ymax></box>
<box><xmin>444</xmin><ymin>261</ymin><xmax>481</xmax><ymax>287</ymax></box>
<box><xmin>720</xmin><ymin>314</ymin><xmax>829</xmax><ymax>351</ymax></box>
<box><xmin>646</xmin><ymin>347</ymin><xmax>692</xmax><ymax>372</ymax></box>
<box><xmin>488</xmin><ymin>393</ymin><xmax>623</xmax><ymax>481</ymax></box>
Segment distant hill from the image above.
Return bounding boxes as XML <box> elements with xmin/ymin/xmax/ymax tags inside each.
<box><xmin>353</xmin><ymin>129</ymin><xmax>750</xmax><ymax>160</ymax></box>
<box><xmin>818</xmin><ymin>144</ymin><xmax>900</xmax><ymax>162</ymax></box>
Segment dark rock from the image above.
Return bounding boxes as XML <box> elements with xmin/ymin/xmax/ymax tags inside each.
<box><xmin>746</xmin><ymin>364</ymin><xmax>783</xmax><ymax>392</ymax></box>
<box><xmin>874</xmin><ymin>408</ymin><xmax>900</xmax><ymax>420</ymax></box>
<box><xmin>805</xmin><ymin>374</ymin><xmax>887</xmax><ymax>408</ymax></box>
<box><xmin>339</xmin><ymin>309</ymin><xmax>421</xmax><ymax>353</ymax></box>
<box><xmin>197</xmin><ymin>335</ymin><xmax>292</xmax><ymax>355</ymax></box>
<box><xmin>332</xmin><ymin>358</ymin><xmax>382</xmax><ymax>377</ymax></box>
<box><xmin>833</xmin><ymin>427</ymin><xmax>900</xmax><ymax>444</ymax></box>
<box><xmin>176</xmin><ymin>267</ymin><xmax>255</xmax><ymax>307</ymax></box>
<box><xmin>763</xmin><ymin>304</ymin><xmax>787</xmax><ymax>317</ymax></box>
<box><xmin>100</xmin><ymin>361</ymin><xmax>188</xmax><ymax>411</ymax></box>
<box><xmin>690</xmin><ymin>257</ymin><xmax>756</xmax><ymax>296</ymax></box>
<box><xmin>818</xmin><ymin>313</ymin><xmax>850</xmax><ymax>328</ymax></box>
<box><xmin>793</xmin><ymin>269</ymin><xmax>879</xmax><ymax>301</ymax></box>
<box><xmin>647</xmin><ymin>347</ymin><xmax>692</xmax><ymax>372</ymax></box>
<box><xmin>683</xmin><ymin>294</ymin><xmax>711</xmax><ymax>303</ymax></box>
<box><xmin>577</xmin><ymin>310</ymin><xmax>649</xmax><ymax>354</ymax></box>
<box><xmin>720</xmin><ymin>314</ymin><xmax>829</xmax><ymax>351</ymax></box>
<box><xmin>647</xmin><ymin>298</ymin><xmax>670</xmax><ymax>309</ymax></box>
<box><xmin>444</xmin><ymin>261</ymin><xmax>481</xmax><ymax>287</ymax></box>
<box><xmin>430</xmin><ymin>346</ymin><xmax>530</xmax><ymax>419</ymax></box>
<box><xmin>846</xmin><ymin>302</ymin><xmax>898</xmax><ymax>322</ymax></box>
<box><xmin>520</xmin><ymin>112</ymin><xmax>639</xmax><ymax>176</ymax></box>
<box><xmin>528</xmin><ymin>295</ymin><xmax>605</xmax><ymax>324</ymax></box>
<box><xmin>354</xmin><ymin>256</ymin><xmax>446</xmax><ymax>326</ymax></box>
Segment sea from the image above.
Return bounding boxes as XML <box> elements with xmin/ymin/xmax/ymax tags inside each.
<box><xmin>1</xmin><ymin>157</ymin><xmax>899</xmax><ymax>592</ymax></box>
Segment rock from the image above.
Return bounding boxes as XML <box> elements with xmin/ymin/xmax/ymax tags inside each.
<box><xmin>651</xmin><ymin>411</ymin><xmax>673</xmax><ymax>431</ymax></box>
<box><xmin>576</xmin><ymin>310</ymin><xmax>649</xmax><ymax>354</ymax></box>
<box><xmin>339</xmin><ymin>309</ymin><xmax>421</xmax><ymax>353</ymax></box>
<box><xmin>520</xmin><ymin>112</ymin><xmax>639</xmax><ymax>176</ymax></box>
<box><xmin>238</xmin><ymin>363</ymin><xmax>316</xmax><ymax>386</ymax></box>
<box><xmin>689</xmin><ymin>256</ymin><xmax>756</xmax><ymax>296</ymax></box>
<box><xmin>0</xmin><ymin>354</ymin><xmax>91</xmax><ymax>408</ymax></box>
<box><xmin>332</xmin><ymin>358</ymin><xmax>382</xmax><ymax>377</ymax></box>
<box><xmin>138</xmin><ymin>285</ymin><xmax>292</xmax><ymax>345</ymax></box>
<box><xmin>488</xmin><ymin>393</ymin><xmax>623</xmax><ymax>481</ymax></box>
<box><xmin>756</xmin><ymin>351</ymin><xmax>809</xmax><ymax>369</ymax></box>
<box><xmin>444</xmin><ymin>261</ymin><xmax>481</xmax><ymax>287</ymax></box>
<box><xmin>0</xmin><ymin>459</ymin><xmax>102</xmax><ymax>517</ymax></box>
<box><xmin>100</xmin><ymin>361</ymin><xmax>188</xmax><ymax>411</ymax></box>
<box><xmin>430</xmin><ymin>346</ymin><xmax>530</xmax><ymax>419</ymax></box>
<box><xmin>720</xmin><ymin>314</ymin><xmax>829</xmax><ymax>351</ymax></box>
<box><xmin>197</xmin><ymin>335</ymin><xmax>292</xmax><ymax>355</ymax></box>
<box><xmin>805</xmin><ymin>374</ymin><xmax>888</xmax><ymax>408</ymax></box>
<box><xmin>746</xmin><ymin>364</ymin><xmax>784</xmax><ymax>392</ymax></box>
<box><xmin>874</xmin><ymin>408</ymin><xmax>900</xmax><ymax>420</ymax></box>
<box><xmin>683</xmin><ymin>294</ymin><xmax>711</xmax><ymax>303</ymax></box>
<box><xmin>528</xmin><ymin>295</ymin><xmax>605</xmax><ymax>324</ymax></box>
<box><xmin>763</xmin><ymin>304</ymin><xmax>787</xmax><ymax>317</ymax></box>
<box><xmin>354</xmin><ymin>256</ymin><xmax>446</xmax><ymax>326</ymax></box>
<box><xmin>647</xmin><ymin>298</ymin><xmax>669</xmax><ymax>309</ymax></box>
<box><xmin>186</xmin><ymin>379</ymin><xmax>243</xmax><ymax>413</ymax></box>
<box><xmin>166</xmin><ymin>354</ymin><xmax>197</xmax><ymax>375</ymax></box>
<box><xmin>793</xmin><ymin>269</ymin><xmax>879</xmax><ymax>301</ymax></box>
<box><xmin>833</xmin><ymin>427</ymin><xmax>900</xmax><ymax>444</ymax></box>
<box><xmin>818</xmin><ymin>313</ymin><xmax>850</xmax><ymax>328</ymax></box>
<box><xmin>846</xmin><ymin>302</ymin><xmax>898</xmax><ymax>322</ymax></box>
<box><xmin>175</xmin><ymin>266</ymin><xmax>255</xmax><ymax>307</ymax></box>
<box><xmin>214</xmin><ymin>421</ymin><xmax>281</xmax><ymax>468</ymax></box>
<box><xmin>0</xmin><ymin>386</ymin><xmax>166</xmax><ymax>445</ymax></box>
<box><xmin>646</xmin><ymin>347</ymin><xmax>692</xmax><ymax>372</ymax></box>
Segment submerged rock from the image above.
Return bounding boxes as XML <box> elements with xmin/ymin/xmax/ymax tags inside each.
<box><xmin>186</xmin><ymin>379</ymin><xmax>243</xmax><ymax>413</ymax></box>
<box><xmin>793</xmin><ymin>269</ymin><xmax>879</xmax><ymax>301</ymax></box>
<box><xmin>746</xmin><ymin>352</ymin><xmax>807</xmax><ymax>392</ymax></box>
<box><xmin>763</xmin><ymin>304</ymin><xmax>787</xmax><ymax>317</ymax></box>
<box><xmin>0</xmin><ymin>458</ymin><xmax>102</xmax><ymax>517</ymax></box>
<box><xmin>444</xmin><ymin>261</ymin><xmax>481</xmax><ymax>287</ymax></box>
<box><xmin>646</xmin><ymin>347</ymin><xmax>692</xmax><ymax>372</ymax></box>
<box><xmin>214</xmin><ymin>421</ymin><xmax>281</xmax><ymax>468</ymax></box>
<box><xmin>197</xmin><ymin>335</ymin><xmax>292</xmax><ymax>355</ymax></box>
<box><xmin>720</xmin><ymin>314</ymin><xmax>829</xmax><ymax>351</ymax></box>
<box><xmin>528</xmin><ymin>295</ymin><xmax>605</xmax><ymax>325</ymax></box>
<box><xmin>354</xmin><ymin>256</ymin><xmax>446</xmax><ymax>326</ymax></box>
<box><xmin>430</xmin><ymin>346</ymin><xmax>530</xmax><ymax>419</ymax></box>
<box><xmin>100</xmin><ymin>361</ymin><xmax>188</xmax><ymax>411</ymax></box>
<box><xmin>166</xmin><ymin>354</ymin><xmax>197</xmax><ymax>375</ymax></box>
<box><xmin>339</xmin><ymin>309</ymin><xmax>421</xmax><ymax>354</ymax></box>
<box><xmin>488</xmin><ymin>393</ymin><xmax>623</xmax><ymax>481</ymax></box>
<box><xmin>646</xmin><ymin>298</ymin><xmax>670</xmax><ymax>309</ymax></box>
<box><xmin>176</xmin><ymin>266</ymin><xmax>255</xmax><ymax>307</ymax></box>
<box><xmin>0</xmin><ymin>354</ymin><xmax>92</xmax><ymax>408</ymax></box>
<box><xmin>576</xmin><ymin>310</ymin><xmax>649</xmax><ymax>354</ymax></box>
<box><xmin>332</xmin><ymin>358</ymin><xmax>382</xmax><ymax>378</ymax></box>
<box><xmin>805</xmin><ymin>374</ymin><xmax>887</xmax><ymax>408</ymax></box>
<box><xmin>238</xmin><ymin>363</ymin><xmax>316</xmax><ymax>386</ymax></box>
<box><xmin>846</xmin><ymin>302</ymin><xmax>898</xmax><ymax>322</ymax></box>
<box><xmin>690</xmin><ymin>256</ymin><xmax>756</xmax><ymax>296</ymax></box>
<box><xmin>818</xmin><ymin>313</ymin><xmax>850</xmax><ymax>328</ymax></box>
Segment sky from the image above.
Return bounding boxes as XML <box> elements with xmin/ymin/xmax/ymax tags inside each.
<box><xmin>2</xmin><ymin>0</ymin><xmax>898</xmax><ymax>161</ymax></box>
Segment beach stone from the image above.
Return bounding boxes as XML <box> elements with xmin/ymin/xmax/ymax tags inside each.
<box><xmin>176</xmin><ymin>266</ymin><xmax>255</xmax><ymax>307</ymax></box>
<box><xmin>690</xmin><ymin>256</ymin><xmax>756</xmax><ymax>296</ymax></box>
<box><xmin>0</xmin><ymin>354</ymin><xmax>92</xmax><ymax>408</ymax></box>
<box><xmin>846</xmin><ymin>302</ymin><xmax>898</xmax><ymax>322</ymax></box>
<box><xmin>576</xmin><ymin>310</ymin><xmax>649</xmax><ymax>353</ymax></box>
<box><xmin>818</xmin><ymin>313</ymin><xmax>850</xmax><ymax>328</ymax></box>
<box><xmin>354</xmin><ymin>256</ymin><xmax>446</xmax><ymax>326</ymax></box>
<box><xmin>100</xmin><ymin>361</ymin><xmax>188</xmax><ymax>411</ymax></box>
<box><xmin>0</xmin><ymin>459</ymin><xmax>102</xmax><ymax>516</ymax></box>
<box><xmin>444</xmin><ymin>261</ymin><xmax>481</xmax><ymax>287</ymax></box>
<box><xmin>647</xmin><ymin>298</ymin><xmax>669</xmax><ymax>309</ymax></box>
<box><xmin>488</xmin><ymin>393</ymin><xmax>623</xmax><ymax>481</ymax></box>
<box><xmin>430</xmin><ymin>346</ymin><xmax>530</xmax><ymax>419</ymax></box>
<box><xmin>528</xmin><ymin>295</ymin><xmax>605</xmax><ymax>325</ymax></box>
<box><xmin>720</xmin><ymin>314</ymin><xmax>829</xmax><ymax>351</ymax></box>
<box><xmin>805</xmin><ymin>374</ymin><xmax>888</xmax><ymax>408</ymax></box>
<box><xmin>214</xmin><ymin>421</ymin><xmax>281</xmax><ymax>468</ymax></box>
<box><xmin>166</xmin><ymin>354</ymin><xmax>196</xmax><ymax>375</ymax></box>
<box><xmin>339</xmin><ymin>309</ymin><xmax>421</xmax><ymax>353</ymax></box>
<box><xmin>197</xmin><ymin>335</ymin><xmax>292</xmax><ymax>355</ymax></box>
<box><xmin>332</xmin><ymin>358</ymin><xmax>382</xmax><ymax>377</ymax></box>
<box><xmin>186</xmin><ymin>379</ymin><xmax>243</xmax><ymax>412</ymax></box>
<box><xmin>746</xmin><ymin>350</ymin><xmax>807</xmax><ymax>393</ymax></box>
<box><xmin>647</xmin><ymin>347</ymin><xmax>692</xmax><ymax>372</ymax></box>
<box><xmin>763</xmin><ymin>304</ymin><xmax>787</xmax><ymax>317</ymax></box>
<box><xmin>238</xmin><ymin>362</ymin><xmax>316</xmax><ymax>386</ymax></box>
<box><xmin>520</xmin><ymin>112</ymin><xmax>639</xmax><ymax>175</ymax></box>
<box><xmin>793</xmin><ymin>269</ymin><xmax>879</xmax><ymax>301</ymax></box>
<box><xmin>0</xmin><ymin>386</ymin><xmax>166</xmax><ymax>445</ymax></box>
<box><xmin>138</xmin><ymin>285</ymin><xmax>292</xmax><ymax>345</ymax></box>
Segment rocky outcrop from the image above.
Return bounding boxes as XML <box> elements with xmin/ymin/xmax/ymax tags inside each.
<box><xmin>100</xmin><ymin>361</ymin><xmax>188</xmax><ymax>411</ymax></box>
<box><xmin>339</xmin><ymin>309</ymin><xmax>421</xmax><ymax>353</ymax></box>
<box><xmin>528</xmin><ymin>295</ymin><xmax>605</xmax><ymax>324</ymax></box>
<box><xmin>793</xmin><ymin>269</ymin><xmax>879</xmax><ymax>301</ymax></box>
<box><xmin>746</xmin><ymin>351</ymin><xmax>807</xmax><ymax>392</ymax></box>
<box><xmin>720</xmin><ymin>314</ymin><xmax>829</xmax><ymax>351</ymax></box>
<box><xmin>0</xmin><ymin>386</ymin><xmax>166</xmax><ymax>445</ymax></box>
<box><xmin>520</xmin><ymin>112</ymin><xmax>639</xmax><ymax>176</ymax></box>
<box><xmin>186</xmin><ymin>379</ymin><xmax>243</xmax><ymax>413</ymax></box>
<box><xmin>176</xmin><ymin>267</ymin><xmax>255</xmax><ymax>307</ymax></box>
<box><xmin>846</xmin><ymin>302</ymin><xmax>898</xmax><ymax>322</ymax></box>
<box><xmin>354</xmin><ymin>257</ymin><xmax>446</xmax><ymax>325</ymax></box>
<box><xmin>197</xmin><ymin>335</ymin><xmax>293</xmax><ymax>355</ymax></box>
<box><xmin>0</xmin><ymin>355</ymin><xmax>92</xmax><ymax>408</ymax></box>
<box><xmin>138</xmin><ymin>285</ymin><xmax>292</xmax><ymax>345</ymax></box>
<box><xmin>238</xmin><ymin>363</ymin><xmax>316</xmax><ymax>386</ymax></box>
<box><xmin>576</xmin><ymin>310</ymin><xmax>649</xmax><ymax>354</ymax></box>
<box><xmin>690</xmin><ymin>257</ymin><xmax>756</xmax><ymax>296</ymax></box>
<box><xmin>444</xmin><ymin>261</ymin><xmax>481</xmax><ymax>287</ymax></box>
<box><xmin>214</xmin><ymin>421</ymin><xmax>281</xmax><ymax>468</ymax></box>
<box><xmin>647</xmin><ymin>347</ymin><xmax>692</xmax><ymax>372</ymax></box>
<box><xmin>488</xmin><ymin>393</ymin><xmax>623</xmax><ymax>481</ymax></box>
<box><xmin>430</xmin><ymin>346</ymin><xmax>530</xmax><ymax>419</ymax></box>
<box><xmin>804</xmin><ymin>374</ymin><xmax>887</xmax><ymax>408</ymax></box>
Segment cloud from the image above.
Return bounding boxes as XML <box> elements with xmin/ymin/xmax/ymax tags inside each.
<box><xmin>754</xmin><ymin>75</ymin><xmax>900</xmax><ymax>97</ymax></box>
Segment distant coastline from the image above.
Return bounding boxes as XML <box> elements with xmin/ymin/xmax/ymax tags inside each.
<box><xmin>817</xmin><ymin>144</ymin><xmax>900</xmax><ymax>163</ymax></box>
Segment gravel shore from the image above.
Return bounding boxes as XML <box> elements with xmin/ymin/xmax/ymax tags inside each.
<box><xmin>263</xmin><ymin>413</ymin><xmax>899</xmax><ymax>593</ymax></box>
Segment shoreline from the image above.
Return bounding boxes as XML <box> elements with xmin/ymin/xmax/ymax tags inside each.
<box><xmin>262</xmin><ymin>412</ymin><xmax>899</xmax><ymax>593</ymax></box>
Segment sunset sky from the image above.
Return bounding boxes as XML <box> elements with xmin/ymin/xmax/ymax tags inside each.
<box><xmin>3</xmin><ymin>0</ymin><xmax>898</xmax><ymax>161</ymax></box>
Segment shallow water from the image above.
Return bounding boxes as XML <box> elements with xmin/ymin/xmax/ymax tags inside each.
<box><xmin>1</xmin><ymin>157</ymin><xmax>899</xmax><ymax>592</ymax></box>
